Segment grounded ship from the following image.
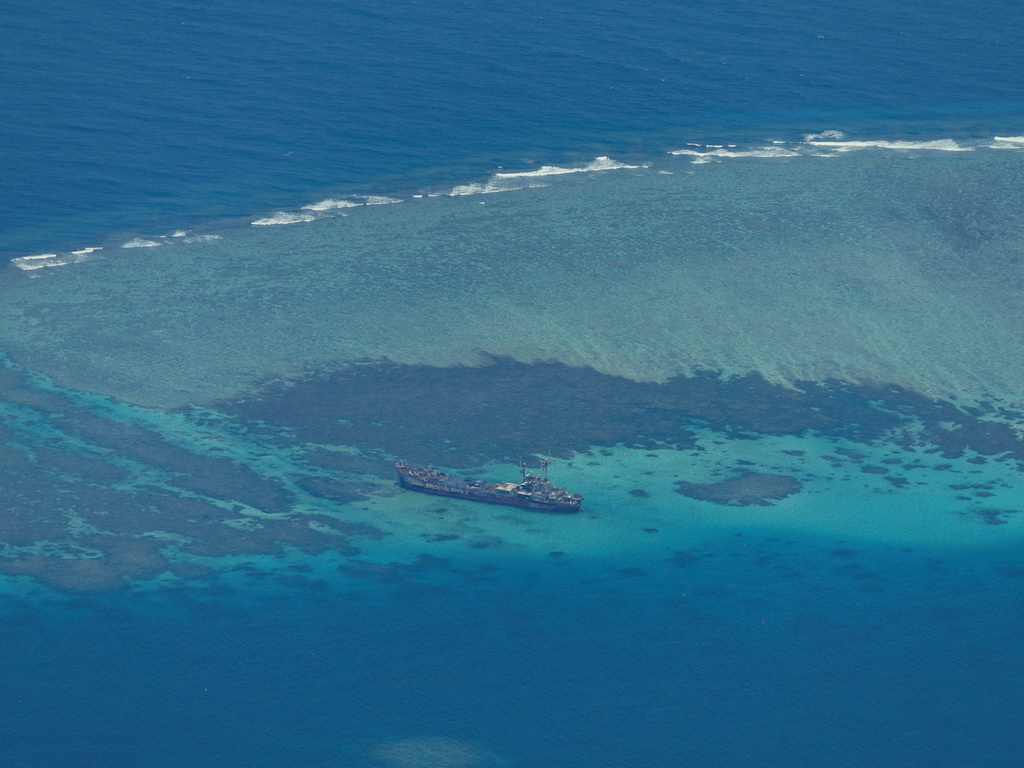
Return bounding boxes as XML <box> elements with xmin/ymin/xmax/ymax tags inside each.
<box><xmin>395</xmin><ymin>459</ymin><xmax>583</xmax><ymax>513</ymax></box>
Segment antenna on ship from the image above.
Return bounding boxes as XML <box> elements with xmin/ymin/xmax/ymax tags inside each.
<box><xmin>539</xmin><ymin>456</ymin><xmax>550</xmax><ymax>480</ymax></box>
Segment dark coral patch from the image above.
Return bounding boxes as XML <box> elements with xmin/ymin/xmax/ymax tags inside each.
<box><xmin>292</xmin><ymin>476</ymin><xmax>370</xmax><ymax>505</ymax></box>
<box><xmin>669</xmin><ymin>550</ymin><xmax>698</xmax><ymax>568</ymax></box>
<box><xmin>970</xmin><ymin>508</ymin><xmax>1020</xmax><ymax>525</ymax></box>
<box><xmin>221</xmin><ymin>361</ymin><xmax>912</xmax><ymax>469</ymax></box>
<box><xmin>404</xmin><ymin>554</ymin><xmax>455</xmax><ymax>571</ymax></box>
<box><xmin>7</xmin><ymin>344</ymin><xmax>1024</xmax><ymax>595</ymax></box>
<box><xmin>467</xmin><ymin>536</ymin><xmax>503</xmax><ymax>549</ymax></box>
<box><xmin>835</xmin><ymin>449</ymin><xmax>866</xmax><ymax>462</ymax></box>
<box><xmin>675</xmin><ymin>473</ymin><xmax>802</xmax><ymax>506</ymax></box>
<box><xmin>337</xmin><ymin>553</ymin><xmax>455</xmax><ymax>583</ymax></box>
<box><xmin>0</xmin><ymin>555</ymin><xmax>126</xmax><ymax>593</ymax></box>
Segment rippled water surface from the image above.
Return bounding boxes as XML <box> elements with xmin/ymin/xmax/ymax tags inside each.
<box><xmin>2</xmin><ymin>0</ymin><xmax>1024</xmax><ymax>765</ymax></box>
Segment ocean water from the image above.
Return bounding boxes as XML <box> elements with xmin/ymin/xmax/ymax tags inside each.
<box><xmin>2</xmin><ymin>0</ymin><xmax>1024</xmax><ymax>766</ymax></box>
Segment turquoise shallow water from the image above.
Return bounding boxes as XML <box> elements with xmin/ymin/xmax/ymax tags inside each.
<box><xmin>3</xmin><ymin>135</ymin><xmax>1024</xmax><ymax>649</ymax></box>
<box><xmin>2</xmin><ymin>367</ymin><xmax>1023</xmax><ymax>767</ymax></box>
<box><xmin>1</xmin><ymin>348</ymin><xmax>1022</xmax><ymax>591</ymax></box>
<box><xmin>2</xmin><ymin>137</ymin><xmax>1024</xmax><ymax>766</ymax></box>
<box><xmin>4</xmin><ymin>0</ymin><xmax>1024</xmax><ymax>760</ymax></box>
<box><xmin>3</xmin><ymin>344</ymin><xmax>1024</xmax><ymax>766</ymax></box>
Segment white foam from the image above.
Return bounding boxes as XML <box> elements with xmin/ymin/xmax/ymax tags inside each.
<box><xmin>12</xmin><ymin>137</ymin><xmax>1024</xmax><ymax>414</ymax></box>
<box><xmin>301</xmin><ymin>198</ymin><xmax>362</xmax><ymax>211</ymax></box>
<box><xmin>121</xmin><ymin>237</ymin><xmax>164</xmax><ymax>248</ymax></box>
<box><xmin>11</xmin><ymin>259</ymin><xmax>57</xmax><ymax>271</ymax></box>
<box><xmin>989</xmin><ymin>135</ymin><xmax>1024</xmax><ymax>148</ymax></box>
<box><xmin>70</xmin><ymin>246</ymin><xmax>103</xmax><ymax>256</ymax></box>
<box><xmin>805</xmin><ymin>137</ymin><xmax>971</xmax><ymax>152</ymax></box>
<box><xmin>11</xmin><ymin>253</ymin><xmax>59</xmax><ymax>270</ymax></box>
<box><xmin>449</xmin><ymin>157</ymin><xmax>636</xmax><ymax>196</ymax></box>
<box><xmin>10</xmin><ymin>249</ymin><xmax>95</xmax><ymax>270</ymax></box>
<box><xmin>492</xmin><ymin>156</ymin><xmax>639</xmax><ymax>180</ymax></box>
<box><xmin>449</xmin><ymin>179</ymin><xmax>543</xmax><ymax>196</ymax></box>
<box><xmin>669</xmin><ymin>145</ymin><xmax>800</xmax><ymax>161</ymax></box>
<box><xmin>182</xmin><ymin>234</ymin><xmax>223</xmax><ymax>243</ymax></box>
<box><xmin>670</xmin><ymin>132</ymin><xmax>975</xmax><ymax>162</ymax></box>
<box><xmin>171</xmin><ymin>230</ymin><xmax>189</xmax><ymax>238</ymax></box>
<box><xmin>804</xmin><ymin>130</ymin><xmax>846</xmax><ymax>142</ymax></box>
<box><xmin>251</xmin><ymin>212</ymin><xmax>317</xmax><ymax>226</ymax></box>
<box><xmin>362</xmin><ymin>195</ymin><xmax>403</xmax><ymax>205</ymax></box>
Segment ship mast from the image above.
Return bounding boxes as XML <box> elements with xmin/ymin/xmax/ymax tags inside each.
<box><xmin>519</xmin><ymin>457</ymin><xmax>551</xmax><ymax>482</ymax></box>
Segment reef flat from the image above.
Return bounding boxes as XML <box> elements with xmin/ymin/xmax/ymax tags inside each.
<box><xmin>6</xmin><ymin>147</ymin><xmax>1024</xmax><ymax>413</ymax></box>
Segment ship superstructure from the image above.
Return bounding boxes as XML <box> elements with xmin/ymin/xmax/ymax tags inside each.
<box><xmin>395</xmin><ymin>458</ymin><xmax>582</xmax><ymax>513</ymax></box>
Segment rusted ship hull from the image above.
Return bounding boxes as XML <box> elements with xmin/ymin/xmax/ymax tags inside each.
<box><xmin>395</xmin><ymin>462</ymin><xmax>582</xmax><ymax>513</ymax></box>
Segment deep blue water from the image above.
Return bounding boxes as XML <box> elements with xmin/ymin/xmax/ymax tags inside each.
<box><xmin>2</xmin><ymin>0</ymin><xmax>1023</xmax><ymax>257</ymax></box>
<box><xmin>3</xmin><ymin>0</ymin><xmax>1024</xmax><ymax>766</ymax></box>
<box><xmin>4</xmin><ymin>540</ymin><xmax>1023</xmax><ymax>768</ymax></box>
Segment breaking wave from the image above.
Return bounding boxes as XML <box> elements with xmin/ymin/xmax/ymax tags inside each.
<box><xmin>9</xmin><ymin>136</ymin><xmax>1023</xmax><ymax>275</ymax></box>
<box><xmin>990</xmin><ymin>135</ymin><xmax>1024</xmax><ymax>148</ymax></box>
<box><xmin>493</xmin><ymin>156</ymin><xmax>640</xmax><ymax>179</ymax></box>
<box><xmin>668</xmin><ymin>130</ymin><xmax>991</xmax><ymax>163</ymax></box>
<box><xmin>10</xmin><ymin>247</ymin><xmax>102</xmax><ymax>271</ymax></box>
<box><xmin>669</xmin><ymin>145</ymin><xmax>801</xmax><ymax>162</ymax></box>
<box><xmin>251</xmin><ymin>212</ymin><xmax>318</xmax><ymax>226</ymax></box>
<box><xmin>451</xmin><ymin>156</ymin><xmax>639</xmax><ymax>196</ymax></box>
<box><xmin>301</xmin><ymin>198</ymin><xmax>362</xmax><ymax>211</ymax></box>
